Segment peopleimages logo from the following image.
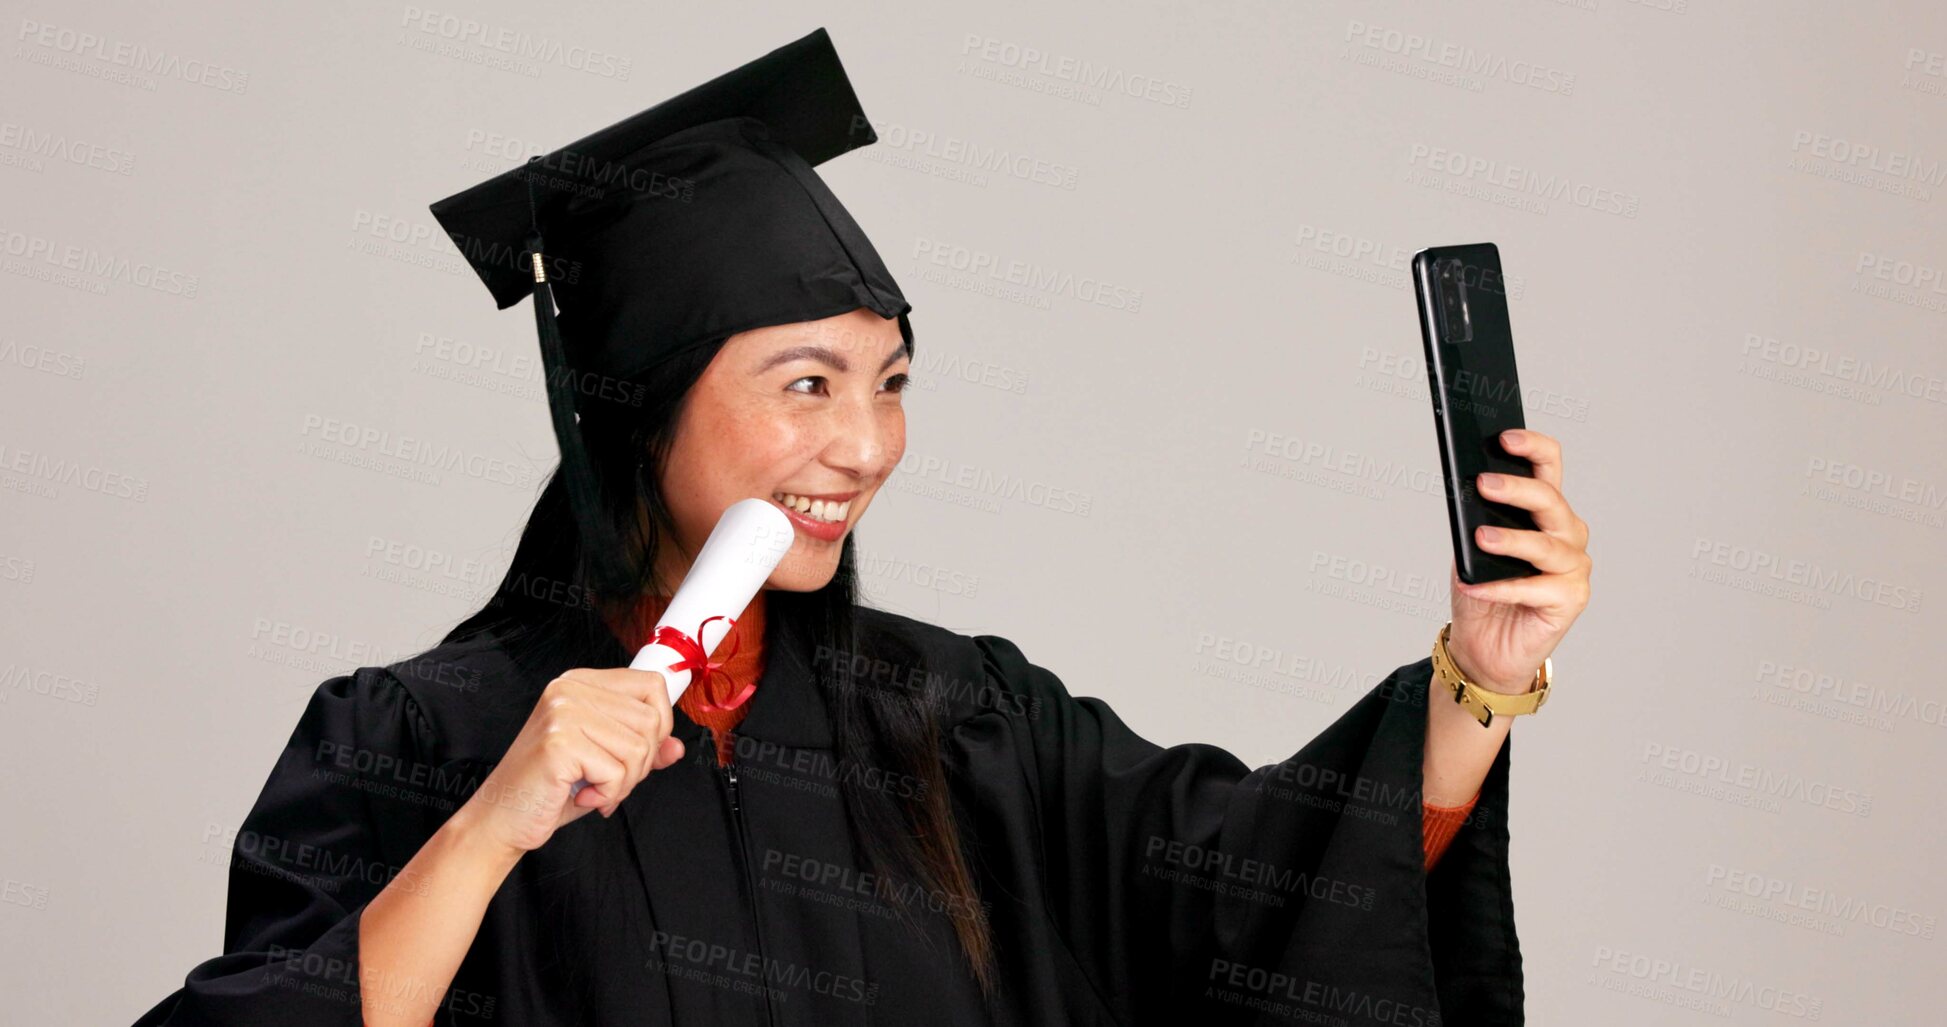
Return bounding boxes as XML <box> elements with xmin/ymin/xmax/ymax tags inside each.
<box><xmin>1590</xmin><ymin>945</ymin><xmax>1824</xmax><ymax>1020</ymax></box>
<box><xmin>297</xmin><ymin>414</ymin><xmax>535</xmax><ymax>489</ymax></box>
<box><xmin>0</xmin><ymin>226</ymin><xmax>198</xmax><ymax>297</ymax></box>
<box><xmin>1688</xmin><ymin>537</ymin><xmax>1923</xmax><ymax>613</ymax></box>
<box><xmin>1705</xmin><ymin>863</ymin><xmax>1937</xmax><ymax>939</ymax></box>
<box><xmin>648</xmin><ymin>930</ymin><xmax>879</xmax><ymax>1006</ymax></box>
<box><xmin>1639</xmin><ymin>741</ymin><xmax>1873</xmax><ymax>816</ymax></box>
<box><xmin>14</xmin><ymin>19</ymin><xmax>250</xmax><ymax>93</ymax></box>
<box><xmin>1789</xmin><ymin>130</ymin><xmax>1946</xmax><ymax>185</ymax></box>
<box><xmin>910</xmin><ymin>237</ymin><xmax>1144</xmax><ymax>314</ymax></box>
<box><xmin>957</xmin><ymin>34</ymin><xmax>1193</xmax><ymax>108</ymax></box>
<box><xmin>851</xmin><ymin>115</ymin><xmax>1080</xmax><ymax>191</ymax></box>
<box><xmin>1405</xmin><ymin>144</ymin><xmax>1641</xmax><ymax>218</ymax></box>
<box><xmin>0</xmin><ymin>121</ymin><xmax>136</xmax><ymax>175</ymax></box>
<box><xmin>398</xmin><ymin>7</ymin><xmax>632</xmax><ymax>80</ymax></box>
<box><xmin>1344</xmin><ymin>19</ymin><xmax>1577</xmax><ymax>94</ymax></box>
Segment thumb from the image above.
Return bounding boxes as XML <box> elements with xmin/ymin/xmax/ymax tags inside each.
<box><xmin>651</xmin><ymin>735</ymin><xmax>687</xmax><ymax>770</ymax></box>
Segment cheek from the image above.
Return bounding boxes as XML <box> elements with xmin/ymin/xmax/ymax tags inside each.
<box><xmin>882</xmin><ymin>411</ymin><xmax>907</xmax><ymax>474</ymax></box>
<box><xmin>713</xmin><ymin>403</ymin><xmax>817</xmax><ymax>485</ymax></box>
<box><xmin>664</xmin><ymin>401</ymin><xmax>769</xmax><ymax>527</ymax></box>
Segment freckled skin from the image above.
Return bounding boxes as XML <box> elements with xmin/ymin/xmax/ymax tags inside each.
<box><xmin>650</xmin><ymin>307</ymin><xmax>911</xmax><ymax>594</ymax></box>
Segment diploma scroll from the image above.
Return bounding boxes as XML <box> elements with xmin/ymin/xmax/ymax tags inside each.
<box><xmin>568</xmin><ymin>497</ymin><xmax>793</xmax><ymax>800</ymax></box>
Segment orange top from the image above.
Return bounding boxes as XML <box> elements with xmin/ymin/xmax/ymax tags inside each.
<box><xmin>604</xmin><ymin>592</ymin><xmax>1473</xmax><ymax>870</ymax></box>
<box><xmin>608</xmin><ymin>590</ymin><xmax>769</xmax><ymax>768</ymax></box>
<box><xmin>1422</xmin><ymin>792</ymin><xmax>1478</xmax><ymax>870</ymax></box>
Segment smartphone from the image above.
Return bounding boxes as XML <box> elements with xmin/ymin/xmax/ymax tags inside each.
<box><xmin>1411</xmin><ymin>242</ymin><xmax>1540</xmax><ymax>585</ymax></box>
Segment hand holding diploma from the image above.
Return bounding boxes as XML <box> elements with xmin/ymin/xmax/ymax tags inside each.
<box><xmin>457</xmin><ymin>499</ymin><xmax>794</xmax><ymax>851</ymax></box>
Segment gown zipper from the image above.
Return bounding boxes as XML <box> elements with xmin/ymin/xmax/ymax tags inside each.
<box><xmin>719</xmin><ymin>756</ymin><xmax>781</xmax><ymax>1027</ymax></box>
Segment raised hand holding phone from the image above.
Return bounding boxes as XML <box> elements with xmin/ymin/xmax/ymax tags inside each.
<box><xmin>1412</xmin><ymin>242</ymin><xmax>1592</xmax><ymax>695</ymax></box>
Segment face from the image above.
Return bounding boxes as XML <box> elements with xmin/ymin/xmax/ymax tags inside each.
<box><xmin>652</xmin><ymin>307</ymin><xmax>911</xmax><ymax>593</ymax></box>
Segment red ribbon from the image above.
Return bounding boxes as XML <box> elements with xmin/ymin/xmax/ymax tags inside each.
<box><xmin>653</xmin><ymin>614</ymin><xmax>754</xmax><ymax>713</ymax></box>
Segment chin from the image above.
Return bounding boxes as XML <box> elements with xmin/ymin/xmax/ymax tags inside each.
<box><xmin>766</xmin><ymin>552</ymin><xmax>843</xmax><ymax>593</ymax></box>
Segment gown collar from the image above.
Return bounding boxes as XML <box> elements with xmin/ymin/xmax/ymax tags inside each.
<box><xmin>732</xmin><ymin>606</ymin><xmax>833</xmax><ymax>750</ymax></box>
<box><xmin>595</xmin><ymin>590</ymin><xmax>835</xmax><ymax>751</ymax></box>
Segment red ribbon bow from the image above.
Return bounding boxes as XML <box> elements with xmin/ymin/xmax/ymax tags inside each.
<box><xmin>653</xmin><ymin>614</ymin><xmax>754</xmax><ymax>713</ymax></box>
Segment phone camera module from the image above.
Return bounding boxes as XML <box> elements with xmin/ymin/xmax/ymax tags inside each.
<box><xmin>1435</xmin><ymin>258</ymin><xmax>1475</xmax><ymax>344</ymax></box>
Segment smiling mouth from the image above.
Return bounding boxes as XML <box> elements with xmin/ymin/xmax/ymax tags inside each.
<box><xmin>772</xmin><ymin>491</ymin><xmax>853</xmax><ymax>524</ymax></box>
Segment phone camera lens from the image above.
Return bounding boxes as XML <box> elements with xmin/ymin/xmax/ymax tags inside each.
<box><xmin>1435</xmin><ymin>259</ymin><xmax>1473</xmax><ymax>343</ymax></box>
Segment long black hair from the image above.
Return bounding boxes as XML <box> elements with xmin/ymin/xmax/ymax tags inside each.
<box><xmin>434</xmin><ymin>332</ymin><xmax>996</xmax><ymax>993</ymax></box>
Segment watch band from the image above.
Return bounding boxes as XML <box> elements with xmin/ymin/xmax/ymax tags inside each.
<box><xmin>1430</xmin><ymin>621</ymin><xmax>1551</xmax><ymax>728</ymax></box>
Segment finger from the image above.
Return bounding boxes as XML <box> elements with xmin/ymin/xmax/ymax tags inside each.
<box><xmin>1475</xmin><ymin>525</ymin><xmax>1588</xmax><ymax>575</ymax></box>
<box><xmin>651</xmin><ymin>735</ymin><xmax>687</xmax><ymax>771</ymax></box>
<box><xmin>586</xmin><ymin>716</ymin><xmax>662</xmax><ymax>818</ymax></box>
<box><xmin>555</xmin><ymin>672</ymin><xmax>674</xmax><ymax>734</ymax></box>
<box><xmin>571</xmin><ymin>668</ymin><xmax>675</xmax><ymax>745</ymax></box>
<box><xmin>544</xmin><ymin>681</ymin><xmax>671</xmax><ymax>816</ymax></box>
<box><xmin>565</xmin><ymin>746</ymin><xmax>629</xmax><ymax>811</ymax></box>
<box><xmin>582</xmin><ymin>714</ymin><xmax>670</xmax><ymax>819</ymax></box>
<box><xmin>577</xmin><ymin>686</ymin><xmax>670</xmax><ymax>748</ymax></box>
<box><xmin>1454</xmin><ymin>569</ymin><xmax>1589</xmax><ymax>613</ymax></box>
<box><xmin>1498</xmin><ymin>428</ymin><xmax>1561</xmax><ymax>491</ymax></box>
<box><xmin>575</xmin><ymin>717</ymin><xmax>655</xmax><ymax>793</ymax></box>
<box><xmin>580</xmin><ymin>695</ymin><xmax>674</xmax><ymax>804</ymax></box>
<box><xmin>575</xmin><ymin>667</ymin><xmax>671</xmax><ymax>707</ymax></box>
<box><xmin>545</xmin><ymin>677</ymin><xmax>647</xmax><ymax>745</ymax></box>
<box><xmin>1476</xmin><ymin>471</ymin><xmax>1579</xmax><ymax>537</ymax></box>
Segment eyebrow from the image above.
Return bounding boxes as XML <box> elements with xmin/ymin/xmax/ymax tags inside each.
<box><xmin>756</xmin><ymin>338</ymin><xmax>908</xmax><ymax>375</ymax></box>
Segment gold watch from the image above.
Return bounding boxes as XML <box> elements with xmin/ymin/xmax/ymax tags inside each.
<box><xmin>1430</xmin><ymin>621</ymin><xmax>1551</xmax><ymax>727</ymax></box>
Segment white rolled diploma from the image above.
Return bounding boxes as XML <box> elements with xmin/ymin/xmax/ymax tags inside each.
<box><xmin>569</xmin><ymin>496</ymin><xmax>793</xmax><ymax>800</ymax></box>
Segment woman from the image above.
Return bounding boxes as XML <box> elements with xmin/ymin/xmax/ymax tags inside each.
<box><xmin>134</xmin><ymin>30</ymin><xmax>1588</xmax><ymax>1027</ymax></box>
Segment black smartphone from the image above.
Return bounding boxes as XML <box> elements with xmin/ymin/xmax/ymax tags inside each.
<box><xmin>1411</xmin><ymin>242</ymin><xmax>1540</xmax><ymax>585</ymax></box>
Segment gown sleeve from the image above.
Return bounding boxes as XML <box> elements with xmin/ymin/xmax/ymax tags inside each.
<box><xmin>958</xmin><ymin>634</ymin><xmax>1523</xmax><ymax>1026</ymax></box>
<box><xmin>131</xmin><ymin>667</ymin><xmax>447</xmax><ymax>1027</ymax></box>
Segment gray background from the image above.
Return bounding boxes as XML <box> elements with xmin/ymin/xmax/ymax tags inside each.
<box><xmin>3</xmin><ymin>2</ymin><xmax>1943</xmax><ymax>1023</ymax></box>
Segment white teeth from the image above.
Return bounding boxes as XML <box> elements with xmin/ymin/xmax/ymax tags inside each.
<box><xmin>773</xmin><ymin>492</ymin><xmax>850</xmax><ymax>524</ymax></box>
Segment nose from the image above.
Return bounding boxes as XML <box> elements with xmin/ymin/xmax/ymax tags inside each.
<box><xmin>817</xmin><ymin>389</ymin><xmax>893</xmax><ymax>480</ymax></box>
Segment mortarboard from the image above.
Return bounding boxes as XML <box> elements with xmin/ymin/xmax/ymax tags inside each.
<box><xmin>428</xmin><ymin>28</ymin><xmax>911</xmax><ymax>594</ymax></box>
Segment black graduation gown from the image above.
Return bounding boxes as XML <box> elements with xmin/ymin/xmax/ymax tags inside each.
<box><xmin>132</xmin><ymin>605</ymin><xmax>1523</xmax><ymax>1026</ymax></box>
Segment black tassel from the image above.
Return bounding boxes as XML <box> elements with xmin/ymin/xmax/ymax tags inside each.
<box><xmin>524</xmin><ymin>159</ymin><xmax>630</xmax><ymax>598</ymax></box>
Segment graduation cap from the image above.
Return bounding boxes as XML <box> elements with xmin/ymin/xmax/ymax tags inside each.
<box><xmin>428</xmin><ymin>28</ymin><xmax>911</xmax><ymax>594</ymax></box>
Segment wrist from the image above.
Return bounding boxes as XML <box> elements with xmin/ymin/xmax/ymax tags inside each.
<box><xmin>444</xmin><ymin>798</ymin><xmax>527</xmax><ymax>876</ymax></box>
<box><xmin>1444</xmin><ymin>641</ymin><xmax>1534</xmax><ymax>695</ymax></box>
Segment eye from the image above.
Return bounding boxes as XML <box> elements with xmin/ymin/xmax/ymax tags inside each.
<box><xmin>786</xmin><ymin>376</ymin><xmax>826</xmax><ymax>395</ymax></box>
<box><xmin>881</xmin><ymin>373</ymin><xmax>910</xmax><ymax>394</ymax></box>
